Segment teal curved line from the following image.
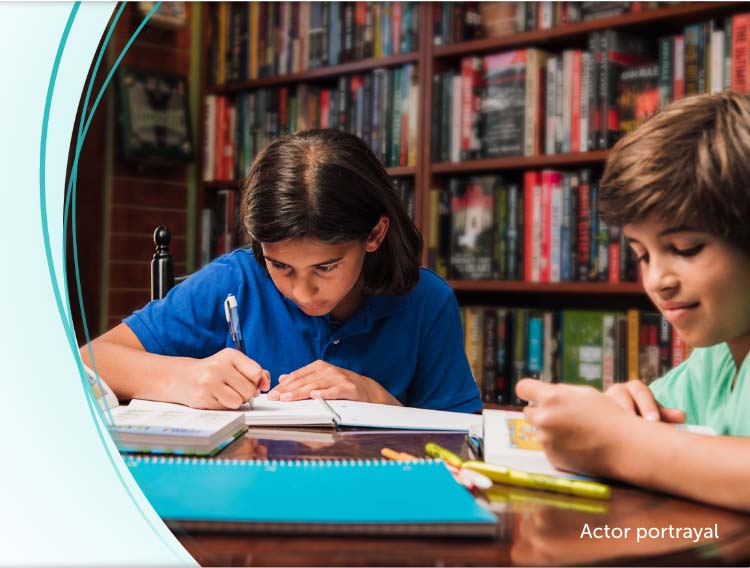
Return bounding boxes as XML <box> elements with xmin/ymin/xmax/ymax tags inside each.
<box><xmin>63</xmin><ymin>1</ymin><xmax>127</xmax><ymax>430</ymax></box>
<box><xmin>70</xmin><ymin>0</ymin><xmax>163</xmax><ymax>432</ymax></box>
<box><xmin>40</xmin><ymin>3</ymin><xmax>186</xmax><ymax>562</ymax></box>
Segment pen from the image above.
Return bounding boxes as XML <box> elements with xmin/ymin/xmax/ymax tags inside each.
<box><xmin>224</xmin><ymin>293</ymin><xmax>254</xmax><ymax>409</ymax></box>
<box><xmin>224</xmin><ymin>294</ymin><xmax>245</xmax><ymax>353</ymax></box>
<box><xmin>462</xmin><ymin>460</ymin><xmax>611</xmax><ymax>500</ymax></box>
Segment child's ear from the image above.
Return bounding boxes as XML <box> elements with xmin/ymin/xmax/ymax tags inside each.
<box><xmin>365</xmin><ymin>215</ymin><xmax>390</xmax><ymax>252</ymax></box>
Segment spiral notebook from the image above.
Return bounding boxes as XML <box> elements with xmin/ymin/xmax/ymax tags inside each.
<box><xmin>127</xmin><ymin>457</ymin><xmax>499</xmax><ymax>537</ymax></box>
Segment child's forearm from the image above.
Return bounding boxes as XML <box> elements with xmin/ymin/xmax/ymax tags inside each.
<box><xmin>613</xmin><ymin>421</ymin><xmax>750</xmax><ymax>512</ymax></box>
<box><xmin>79</xmin><ymin>323</ymin><xmax>190</xmax><ymax>403</ymax></box>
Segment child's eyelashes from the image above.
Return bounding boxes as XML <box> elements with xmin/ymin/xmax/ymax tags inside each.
<box><xmin>630</xmin><ymin>243</ymin><xmax>705</xmax><ymax>264</ymax></box>
<box><xmin>672</xmin><ymin>244</ymin><xmax>704</xmax><ymax>257</ymax></box>
<box><xmin>268</xmin><ymin>261</ymin><xmax>291</xmax><ymax>272</ymax></box>
<box><xmin>267</xmin><ymin>261</ymin><xmax>339</xmax><ymax>273</ymax></box>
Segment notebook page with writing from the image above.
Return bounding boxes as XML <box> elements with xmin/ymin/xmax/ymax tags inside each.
<box><xmin>127</xmin><ymin>456</ymin><xmax>499</xmax><ymax>537</ymax></box>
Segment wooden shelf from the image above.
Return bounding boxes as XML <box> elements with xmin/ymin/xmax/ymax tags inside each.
<box><xmin>203</xmin><ymin>165</ymin><xmax>415</xmax><ymax>191</ymax></box>
<box><xmin>448</xmin><ymin>280</ymin><xmax>644</xmax><ymax>294</ymax></box>
<box><xmin>207</xmin><ymin>52</ymin><xmax>420</xmax><ymax>94</ymax></box>
<box><xmin>432</xmin><ymin>150</ymin><xmax>609</xmax><ymax>174</ymax></box>
<box><xmin>433</xmin><ymin>2</ymin><xmax>739</xmax><ymax>59</ymax></box>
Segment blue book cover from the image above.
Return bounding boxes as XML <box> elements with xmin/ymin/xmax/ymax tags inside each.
<box><xmin>127</xmin><ymin>457</ymin><xmax>498</xmax><ymax>537</ymax></box>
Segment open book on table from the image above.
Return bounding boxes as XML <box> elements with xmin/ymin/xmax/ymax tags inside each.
<box><xmin>482</xmin><ymin>409</ymin><xmax>717</xmax><ymax>479</ymax></box>
<box><xmin>85</xmin><ymin>367</ymin><xmax>246</xmax><ymax>456</ymax></box>
<box><xmin>128</xmin><ymin>394</ymin><xmax>482</xmax><ymax>432</ymax></box>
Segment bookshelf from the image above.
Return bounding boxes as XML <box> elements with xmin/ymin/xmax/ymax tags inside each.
<box><xmin>196</xmin><ymin>2</ymin><xmax>748</xmax><ymax>404</ymax></box>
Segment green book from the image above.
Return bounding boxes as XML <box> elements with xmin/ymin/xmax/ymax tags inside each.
<box><xmin>560</xmin><ymin>310</ymin><xmax>619</xmax><ymax>391</ymax></box>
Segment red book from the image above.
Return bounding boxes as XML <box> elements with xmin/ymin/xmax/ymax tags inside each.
<box><xmin>320</xmin><ymin>89</ymin><xmax>330</xmax><ymax>129</ymax></box>
<box><xmin>540</xmin><ymin>171</ymin><xmax>552</xmax><ymax>283</ymax></box>
<box><xmin>673</xmin><ymin>35</ymin><xmax>685</xmax><ymax>100</ymax></box>
<box><xmin>392</xmin><ymin>2</ymin><xmax>402</xmax><ymax>55</ymax></box>
<box><xmin>671</xmin><ymin>333</ymin><xmax>687</xmax><ymax>367</ymax></box>
<box><xmin>523</xmin><ymin>171</ymin><xmax>542</xmax><ymax>282</ymax></box>
<box><xmin>732</xmin><ymin>14</ymin><xmax>750</xmax><ymax>94</ymax></box>
<box><xmin>214</xmin><ymin>96</ymin><xmax>227</xmax><ymax>180</ymax></box>
<box><xmin>571</xmin><ymin>50</ymin><xmax>582</xmax><ymax>153</ymax></box>
<box><xmin>608</xmin><ymin>240</ymin><xmax>621</xmax><ymax>283</ymax></box>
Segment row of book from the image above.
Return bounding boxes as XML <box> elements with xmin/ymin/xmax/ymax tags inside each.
<box><xmin>208</xmin><ymin>2</ymin><xmax>419</xmax><ymax>85</ymax></box>
<box><xmin>433</xmin><ymin>2</ymin><xmax>666</xmax><ymax>47</ymax></box>
<box><xmin>460</xmin><ymin>306</ymin><xmax>689</xmax><ymax>405</ymax></box>
<box><xmin>203</xmin><ymin>65</ymin><xmax>419</xmax><ymax>182</ymax></box>
<box><xmin>428</xmin><ymin>170</ymin><xmax>638</xmax><ymax>283</ymax></box>
<box><xmin>433</xmin><ymin>12</ymin><xmax>750</xmax><ymax>161</ymax></box>
<box><xmin>656</xmin><ymin>14</ymin><xmax>750</xmax><ymax>105</ymax></box>
<box><xmin>199</xmin><ymin>180</ymin><xmax>415</xmax><ymax>265</ymax></box>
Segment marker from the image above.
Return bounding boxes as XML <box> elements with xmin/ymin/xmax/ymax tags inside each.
<box><xmin>462</xmin><ymin>460</ymin><xmax>611</xmax><ymax>500</ymax></box>
<box><xmin>425</xmin><ymin>442</ymin><xmax>464</xmax><ymax>468</ymax></box>
<box><xmin>381</xmin><ymin>448</ymin><xmax>419</xmax><ymax>461</ymax></box>
<box><xmin>224</xmin><ymin>294</ymin><xmax>245</xmax><ymax>353</ymax></box>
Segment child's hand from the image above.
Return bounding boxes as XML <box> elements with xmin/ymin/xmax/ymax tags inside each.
<box><xmin>179</xmin><ymin>348</ymin><xmax>270</xmax><ymax>410</ymax></box>
<box><xmin>605</xmin><ymin>381</ymin><xmax>686</xmax><ymax>424</ymax></box>
<box><xmin>267</xmin><ymin>360</ymin><xmax>401</xmax><ymax>405</ymax></box>
<box><xmin>515</xmin><ymin>379</ymin><xmax>638</xmax><ymax>478</ymax></box>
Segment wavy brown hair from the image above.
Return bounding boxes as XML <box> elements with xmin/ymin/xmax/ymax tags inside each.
<box><xmin>600</xmin><ymin>91</ymin><xmax>750</xmax><ymax>251</ymax></box>
<box><xmin>240</xmin><ymin>129</ymin><xmax>422</xmax><ymax>295</ymax></box>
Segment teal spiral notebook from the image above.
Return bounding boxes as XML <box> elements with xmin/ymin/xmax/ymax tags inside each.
<box><xmin>127</xmin><ymin>457</ymin><xmax>498</xmax><ymax>537</ymax></box>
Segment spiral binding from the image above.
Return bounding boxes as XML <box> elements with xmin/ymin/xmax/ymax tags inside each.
<box><xmin>125</xmin><ymin>455</ymin><xmax>437</xmax><ymax>467</ymax></box>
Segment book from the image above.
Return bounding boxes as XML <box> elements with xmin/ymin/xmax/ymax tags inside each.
<box><xmin>86</xmin><ymin>367</ymin><xmax>246</xmax><ymax>456</ymax></box>
<box><xmin>617</xmin><ymin>62</ymin><xmax>659</xmax><ymax>135</ymax></box>
<box><xmin>482</xmin><ymin>410</ymin><xmax>716</xmax><ymax>480</ymax></box>
<box><xmin>128</xmin><ymin>394</ymin><xmax>483</xmax><ymax>432</ymax></box>
<box><xmin>126</xmin><ymin>456</ymin><xmax>499</xmax><ymax>537</ymax></box>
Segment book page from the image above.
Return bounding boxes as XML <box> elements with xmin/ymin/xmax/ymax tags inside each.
<box><xmin>127</xmin><ymin>395</ymin><xmax>334</xmax><ymax>427</ymax></box>
<box><xmin>483</xmin><ymin>410</ymin><xmax>717</xmax><ymax>478</ymax></box>
<box><xmin>483</xmin><ymin>409</ymin><xmax>582</xmax><ymax>477</ymax></box>
<box><xmin>110</xmin><ymin>406</ymin><xmax>242</xmax><ymax>435</ymax></box>
<box><xmin>328</xmin><ymin>399</ymin><xmax>482</xmax><ymax>431</ymax></box>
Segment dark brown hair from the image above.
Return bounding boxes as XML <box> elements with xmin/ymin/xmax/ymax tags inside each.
<box><xmin>600</xmin><ymin>91</ymin><xmax>750</xmax><ymax>251</ymax></box>
<box><xmin>240</xmin><ymin>129</ymin><xmax>422</xmax><ymax>295</ymax></box>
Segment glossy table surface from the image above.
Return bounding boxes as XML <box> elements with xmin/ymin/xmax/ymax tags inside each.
<box><xmin>172</xmin><ymin>427</ymin><xmax>750</xmax><ymax>567</ymax></box>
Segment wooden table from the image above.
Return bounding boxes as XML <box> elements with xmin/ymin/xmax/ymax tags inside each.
<box><xmin>172</xmin><ymin>427</ymin><xmax>750</xmax><ymax>566</ymax></box>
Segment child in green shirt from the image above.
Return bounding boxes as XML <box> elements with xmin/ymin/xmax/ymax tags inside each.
<box><xmin>516</xmin><ymin>91</ymin><xmax>750</xmax><ymax>511</ymax></box>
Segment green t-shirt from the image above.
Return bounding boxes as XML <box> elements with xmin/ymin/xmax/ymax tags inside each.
<box><xmin>650</xmin><ymin>343</ymin><xmax>750</xmax><ymax>436</ymax></box>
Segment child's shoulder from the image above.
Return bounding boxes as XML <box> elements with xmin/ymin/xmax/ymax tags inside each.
<box><xmin>198</xmin><ymin>249</ymin><xmax>268</xmax><ymax>288</ymax></box>
<box><xmin>412</xmin><ymin>267</ymin><xmax>455</xmax><ymax>304</ymax></box>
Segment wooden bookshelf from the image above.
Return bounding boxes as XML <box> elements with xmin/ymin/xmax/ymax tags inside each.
<box><xmin>431</xmin><ymin>150</ymin><xmax>610</xmax><ymax>174</ymax></box>
<box><xmin>208</xmin><ymin>52</ymin><xmax>420</xmax><ymax>94</ymax></box>
<box><xmin>197</xmin><ymin>0</ymin><xmax>744</xmax><ymax>289</ymax></box>
<box><xmin>433</xmin><ymin>2</ymin><xmax>740</xmax><ymax>59</ymax></box>
<box><xmin>449</xmin><ymin>280</ymin><xmax>643</xmax><ymax>295</ymax></box>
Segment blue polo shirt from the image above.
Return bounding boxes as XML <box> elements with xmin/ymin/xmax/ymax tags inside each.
<box><xmin>124</xmin><ymin>250</ymin><xmax>481</xmax><ymax>413</ymax></box>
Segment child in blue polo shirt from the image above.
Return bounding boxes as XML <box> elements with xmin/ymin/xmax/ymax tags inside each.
<box><xmin>515</xmin><ymin>92</ymin><xmax>750</xmax><ymax>511</ymax></box>
<box><xmin>81</xmin><ymin>129</ymin><xmax>482</xmax><ymax>413</ymax></box>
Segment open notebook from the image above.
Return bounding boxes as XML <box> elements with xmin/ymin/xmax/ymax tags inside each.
<box><xmin>126</xmin><ymin>456</ymin><xmax>498</xmax><ymax>537</ymax></box>
<box><xmin>128</xmin><ymin>394</ymin><xmax>482</xmax><ymax>432</ymax></box>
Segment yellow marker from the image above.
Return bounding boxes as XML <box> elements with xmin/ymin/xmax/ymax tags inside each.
<box><xmin>381</xmin><ymin>448</ymin><xmax>419</xmax><ymax>461</ymax></box>
<box><xmin>425</xmin><ymin>442</ymin><xmax>463</xmax><ymax>468</ymax></box>
<box><xmin>462</xmin><ymin>460</ymin><xmax>611</xmax><ymax>500</ymax></box>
